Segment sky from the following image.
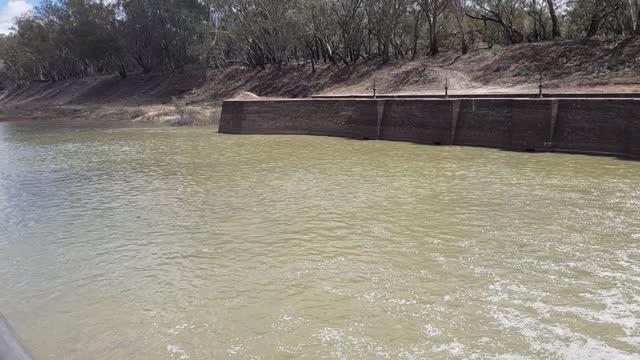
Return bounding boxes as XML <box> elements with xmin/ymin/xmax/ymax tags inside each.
<box><xmin>0</xmin><ymin>0</ymin><xmax>38</xmax><ymax>34</ymax></box>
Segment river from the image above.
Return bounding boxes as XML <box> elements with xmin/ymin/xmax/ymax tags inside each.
<box><xmin>0</xmin><ymin>119</ymin><xmax>639</xmax><ymax>359</ymax></box>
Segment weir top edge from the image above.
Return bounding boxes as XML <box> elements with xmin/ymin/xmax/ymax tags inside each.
<box><xmin>224</xmin><ymin>95</ymin><xmax>640</xmax><ymax>102</ymax></box>
<box><xmin>311</xmin><ymin>93</ymin><xmax>640</xmax><ymax>99</ymax></box>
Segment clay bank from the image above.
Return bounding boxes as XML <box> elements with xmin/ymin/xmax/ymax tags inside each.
<box><xmin>219</xmin><ymin>95</ymin><xmax>640</xmax><ymax>158</ymax></box>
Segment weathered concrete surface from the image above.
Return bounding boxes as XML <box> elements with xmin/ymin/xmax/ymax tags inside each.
<box><xmin>380</xmin><ymin>100</ymin><xmax>454</xmax><ymax>145</ymax></box>
<box><xmin>454</xmin><ymin>99</ymin><xmax>512</xmax><ymax>149</ymax></box>
<box><xmin>552</xmin><ymin>100</ymin><xmax>631</xmax><ymax>155</ymax></box>
<box><xmin>509</xmin><ymin>100</ymin><xmax>554</xmax><ymax>151</ymax></box>
<box><xmin>219</xmin><ymin>100</ymin><xmax>378</xmax><ymax>139</ymax></box>
<box><xmin>219</xmin><ymin>98</ymin><xmax>640</xmax><ymax>158</ymax></box>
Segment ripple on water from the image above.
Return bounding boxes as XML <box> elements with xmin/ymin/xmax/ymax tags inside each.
<box><xmin>0</xmin><ymin>123</ymin><xmax>639</xmax><ymax>359</ymax></box>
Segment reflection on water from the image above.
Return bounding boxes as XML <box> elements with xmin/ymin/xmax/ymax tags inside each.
<box><xmin>0</xmin><ymin>120</ymin><xmax>639</xmax><ymax>359</ymax></box>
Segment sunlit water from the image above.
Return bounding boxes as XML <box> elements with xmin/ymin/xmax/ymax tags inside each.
<box><xmin>0</xmin><ymin>119</ymin><xmax>639</xmax><ymax>359</ymax></box>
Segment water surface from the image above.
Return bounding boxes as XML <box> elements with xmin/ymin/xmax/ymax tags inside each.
<box><xmin>1</xmin><ymin>120</ymin><xmax>639</xmax><ymax>359</ymax></box>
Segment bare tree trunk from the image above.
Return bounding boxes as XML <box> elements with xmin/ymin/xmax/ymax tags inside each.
<box><xmin>586</xmin><ymin>13</ymin><xmax>601</xmax><ymax>38</ymax></box>
<box><xmin>451</xmin><ymin>0</ymin><xmax>468</xmax><ymax>54</ymax></box>
<box><xmin>382</xmin><ymin>39</ymin><xmax>390</xmax><ymax>63</ymax></box>
<box><xmin>546</xmin><ymin>0</ymin><xmax>562</xmax><ymax>38</ymax></box>
<box><xmin>421</xmin><ymin>0</ymin><xmax>447</xmax><ymax>55</ymax></box>
<box><xmin>412</xmin><ymin>9</ymin><xmax>422</xmax><ymax>60</ymax></box>
<box><xmin>532</xmin><ymin>0</ymin><xmax>540</xmax><ymax>41</ymax></box>
<box><xmin>630</xmin><ymin>0</ymin><xmax>640</xmax><ymax>34</ymax></box>
<box><xmin>456</xmin><ymin>17</ymin><xmax>468</xmax><ymax>54</ymax></box>
<box><xmin>429</xmin><ymin>14</ymin><xmax>438</xmax><ymax>55</ymax></box>
<box><xmin>118</xmin><ymin>63</ymin><xmax>127</xmax><ymax>79</ymax></box>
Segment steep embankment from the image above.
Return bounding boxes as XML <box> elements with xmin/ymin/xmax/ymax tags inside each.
<box><xmin>1</xmin><ymin>37</ymin><xmax>639</xmax><ymax>123</ymax></box>
<box><xmin>193</xmin><ymin>37</ymin><xmax>640</xmax><ymax>98</ymax></box>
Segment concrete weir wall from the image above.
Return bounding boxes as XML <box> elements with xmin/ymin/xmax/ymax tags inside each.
<box><xmin>219</xmin><ymin>98</ymin><xmax>640</xmax><ymax>158</ymax></box>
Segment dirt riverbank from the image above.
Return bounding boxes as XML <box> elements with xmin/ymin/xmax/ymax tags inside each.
<box><xmin>1</xmin><ymin>37</ymin><xmax>639</xmax><ymax>125</ymax></box>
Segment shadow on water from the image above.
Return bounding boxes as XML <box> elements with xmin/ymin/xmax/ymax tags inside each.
<box><xmin>247</xmin><ymin>133</ymin><xmax>640</xmax><ymax>162</ymax></box>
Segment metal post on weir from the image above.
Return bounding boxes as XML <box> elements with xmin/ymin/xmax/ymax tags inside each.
<box><xmin>445</xmin><ymin>77</ymin><xmax>449</xmax><ymax>98</ymax></box>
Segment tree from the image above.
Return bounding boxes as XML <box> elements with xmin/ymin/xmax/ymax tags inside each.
<box><xmin>467</xmin><ymin>0</ymin><xmax>526</xmax><ymax>44</ymax></box>
<box><xmin>628</xmin><ymin>0</ymin><xmax>640</xmax><ymax>34</ymax></box>
<box><xmin>421</xmin><ymin>0</ymin><xmax>448</xmax><ymax>55</ymax></box>
<box><xmin>576</xmin><ymin>0</ymin><xmax>624</xmax><ymax>38</ymax></box>
<box><xmin>366</xmin><ymin>0</ymin><xmax>410</xmax><ymax>62</ymax></box>
<box><xmin>588</xmin><ymin>1</ymin><xmax>623</xmax><ymax>37</ymax></box>
<box><xmin>450</xmin><ymin>0</ymin><xmax>469</xmax><ymax>54</ymax></box>
<box><xmin>117</xmin><ymin>0</ymin><xmax>207</xmax><ymax>73</ymax></box>
<box><xmin>2</xmin><ymin>0</ymin><xmax>640</xmax><ymax>88</ymax></box>
<box><xmin>335</xmin><ymin>0</ymin><xmax>366</xmax><ymax>64</ymax></box>
<box><xmin>409</xmin><ymin>2</ymin><xmax>423</xmax><ymax>59</ymax></box>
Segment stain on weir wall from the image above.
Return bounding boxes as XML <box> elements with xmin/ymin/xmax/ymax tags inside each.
<box><xmin>220</xmin><ymin>98</ymin><xmax>640</xmax><ymax>158</ymax></box>
<box><xmin>380</xmin><ymin>100</ymin><xmax>453</xmax><ymax>145</ymax></box>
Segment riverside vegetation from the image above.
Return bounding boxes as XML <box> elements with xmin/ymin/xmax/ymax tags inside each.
<box><xmin>1</xmin><ymin>0</ymin><xmax>640</xmax><ymax>125</ymax></box>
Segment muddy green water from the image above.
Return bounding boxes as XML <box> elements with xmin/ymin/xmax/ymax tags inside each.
<box><xmin>0</xmin><ymin>120</ymin><xmax>639</xmax><ymax>359</ymax></box>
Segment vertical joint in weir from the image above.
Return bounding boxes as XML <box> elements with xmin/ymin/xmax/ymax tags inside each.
<box><xmin>376</xmin><ymin>100</ymin><xmax>385</xmax><ymax>140</ymax></box>
<box><xmin>548</xmin><ymin>99</ymin><xmax>559</xmax><ymax>148</ymax></box>
<box><xmin>451</xmin><ymin>100</ymin><xmax>461</xmax><ymax>144</ymax></box>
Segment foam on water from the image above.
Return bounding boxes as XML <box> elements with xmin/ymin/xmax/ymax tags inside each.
<box><xmin>166</xmin><ymin>345</ymin><xmax>189</xmax><ymax>360</ymax></box>
<box><xmin>490</xmin><ymin>304</ymin><xmax>639</xmax><ymax>359</ymax></box>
